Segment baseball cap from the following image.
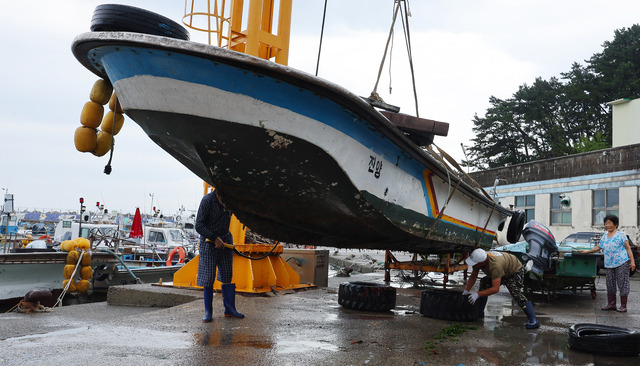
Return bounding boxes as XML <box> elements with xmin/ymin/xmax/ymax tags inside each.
<box><xmin>465</xmin><ymin>248</ymin><xmax>487</xmax><ymax>267</ymax></box>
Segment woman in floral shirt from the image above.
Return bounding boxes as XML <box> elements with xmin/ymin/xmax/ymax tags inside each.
<box><xmin>581</xmin><ymin>215</ymin><xmax>636</xmax><ymax>312</ymax></box>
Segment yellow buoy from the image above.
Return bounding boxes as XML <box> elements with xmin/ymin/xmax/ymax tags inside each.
<box><xmin>89</xmin><ymin>79</ymin><xmax>113</xmax><ymax>105</ymax></box>
<box><xmin>60</xmin><ymin>240</ymin><xmax>74</xmax><ymax>252</ymax></box>
<box><xmin>80</xmin><ymin>101</ymin><xmax>104</xmax><ymax>128</ymax></box>
<box><xmin>74</xmin><ymin>126</ymin><xmax>97</xmax><ymax>153</ymax></box>
<box><xmin>75</xmin><ymin>237</ymin><xmax>91</xmax><ymax>250</ymax></box>
<box><xmin>66</xmin><ymin>250</ymin><xmax>80</xmax><ymax>264</ymax></box>
<box><xmin>63</xmin><ymin>264</ymin><xmax>77</xmax><ymax>280</ymax></box>
<box><xmin>80</xmin><ymin>266</ymin><xmax>93</xmax><ymax>280</ymax></box>
<box><xmin>63</xmin><ymin>279</ymin><xmax>77</xmax><ymax>293</ymax></box>
<box><xmin>76</xmin><ymin>280</ymin><xmax>91</xmax><ymax>294</ymax></box>
<box><xmin>80</xmin><ymin>252</ymin><xmax>91</xmax><ymax>266</ymax></box>
<box><xmin>93</xmin><ymin>131</ymin><xmax>113</xmax><ymax>157</ymax></box>
<box><xmin>109</xmin><ymin>92</ymin><xmax>123</xmax><ymax>113</ymax></box>
<box><xmin>101</xmin><ymin>111</ymin><xmax>125</xmax><ymax>135</ymax></box>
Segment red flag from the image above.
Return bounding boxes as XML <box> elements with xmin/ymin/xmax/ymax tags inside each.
<box><xmin>129</xmin><ymin>207</ymin><xmax>143</xmax><ymax>238</ymax></box>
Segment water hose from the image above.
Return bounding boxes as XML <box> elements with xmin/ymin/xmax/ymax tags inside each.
<box><xmin>224</xmin><ymin>242</ymin><xmax>280</xmax><ymax>261</ymax></box>
<box><xmin>99</xmin><ymin>248</ymin><xmax>143</xmax><ymax>284</ymax></box>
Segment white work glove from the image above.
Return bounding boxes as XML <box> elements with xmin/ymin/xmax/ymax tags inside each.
<box><xmin>467</xmin><ymin>292</ymin><xmax>479</xmax><ymax>304</ymax></box>
<box><xmin>462</xmin><ymin>289</ymin><xmax>471</xmax><ymax>296</ymax></box>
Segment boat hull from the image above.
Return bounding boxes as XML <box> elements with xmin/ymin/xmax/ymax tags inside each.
<box><xmin>72</xmin><ymin>32</ymin><xmax>512</xmax><ymax>254</ymax></box>
<box><xmin>0</xmin><ymin>252</ymin><xmax>182</xmax><ymax>303</ymax></box>
<box><xmin>0</xmin><ymin>252</ymin><xmax>116</xmax><ymax>302</ymax></box>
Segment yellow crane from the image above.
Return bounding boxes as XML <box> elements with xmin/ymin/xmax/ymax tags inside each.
<box><xmin>171</xmin><ymin>0</ymin><xmax>314</xmax><ymax>293</ymax></box>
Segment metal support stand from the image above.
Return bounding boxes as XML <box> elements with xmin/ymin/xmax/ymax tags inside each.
<box><xmin>384</xmin><ymin>250</ymin><xmax>469</xmax><ymax>288</ymax></box>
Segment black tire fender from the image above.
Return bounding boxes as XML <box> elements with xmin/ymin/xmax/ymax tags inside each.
<box><xmin>506</xmin><ymin>210</ymin><xmax>526</xmax><ymax>244</ymax></box>
<box><xmin>420</xmin><ymin>288</ymin><xmax>487</xmax><ymax>321</ymax></box>
<box><xmin>93</xmin><ymin>263</ymin><xmax>116</xmax><ymax>282</ymax></box>
<box><xmin>338</xmin><ymin>281</ymin><xmax>396</xmax><ymax>312</ymax></box>
<box><xmin>568</xmin><ymin>323</ymin><xmax>640</xmax><ymax>357</ymax></box>
<box><xmin>90</xmin><ymin>4</ymin><xmax>190</xmax><ymax>41</ymax></box>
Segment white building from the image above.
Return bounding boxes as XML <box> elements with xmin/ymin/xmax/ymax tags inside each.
<box><xmin>469</xmin><ymin>99</ymin><xmax>640</xmax><ymax>244</ymax></box>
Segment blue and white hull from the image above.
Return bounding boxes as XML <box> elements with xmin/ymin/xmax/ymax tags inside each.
<box><xmin>72</xmin><ymin>32</ymin><xmax>514</xmax><ymax>254</ymax></box>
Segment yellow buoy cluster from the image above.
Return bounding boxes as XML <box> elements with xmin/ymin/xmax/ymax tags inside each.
<box><xmin>74</xmin><ymin>79</ymin><xmax>125</xmax><ymax>156</ymax></box>
<box><xmin>61</xmin><ymin>238</ymin><xmax>93</xmax><ymax>295</ymax></box>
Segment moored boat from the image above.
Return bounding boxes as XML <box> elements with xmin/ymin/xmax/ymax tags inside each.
<box><xmin>71</xmin><ymin>5</ymin><xmax>523</xmax><ymax>255</ymax></box>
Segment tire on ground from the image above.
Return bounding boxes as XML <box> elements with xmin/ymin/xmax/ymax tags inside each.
<box><xmin>338</xmin><ymin>281</ymin><xmax>396</xmax><ymax>312</ymax></box>
<box><xmin>90</xmin><ymin>4</ymin><xmax>190</xmax><ymax>41</ymax></box>
<box><xmin>568</xmin><ymin>323</ymin><xmax>640</xmax><ymax>357</ymax></box>
<box><xmin>420</xmin><ymin>288</ymin><xmax>487</xmax><ymax>321</ymax></box>
<box><xmin>506</xmin><ymin>210</ymin><xmax>526</xmax><ymax>243</ymax></box>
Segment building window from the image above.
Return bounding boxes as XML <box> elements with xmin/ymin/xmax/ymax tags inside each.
<box><xmin>593</xmin><ymin>189</ymin><xmax>619</xmax><ymax>225</ymax></box>
<box><xmin>515</xmin><ymin>195</ymin><xmax>535</xmax><ymax>222</ymax></box>
<box><xmin>551</xmin><ymin>194</ymin><xmax>571</xmax><ymax>225</ymax></box>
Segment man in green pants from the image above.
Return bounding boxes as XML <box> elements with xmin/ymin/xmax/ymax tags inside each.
<box><xmin>464</xmin><ymin>248</ymin><xmax>540</xmax><ymax>329</ymax></box>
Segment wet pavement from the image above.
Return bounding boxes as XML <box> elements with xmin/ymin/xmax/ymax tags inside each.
<box><xmin>1</xmin><ymin>250</ymin><xmax>639</xmax><ymax>366</ymax></box>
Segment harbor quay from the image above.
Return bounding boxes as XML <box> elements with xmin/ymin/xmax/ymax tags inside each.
<box><xmin>1</xmin><ymin>252</ymin><xmax>639</xmax><ymax>366</ymax></box>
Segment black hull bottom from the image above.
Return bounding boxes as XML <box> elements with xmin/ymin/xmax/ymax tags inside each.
<box><xmin>130</xmin><ymin>109</ymin><xmax>483</xmax><ymax>254</ymax></box>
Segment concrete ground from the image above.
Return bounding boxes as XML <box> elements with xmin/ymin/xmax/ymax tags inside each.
<box><xmin>1</xmin><ymin>250</ymin><xmax>639</xmax><ymax>366</ymax></box>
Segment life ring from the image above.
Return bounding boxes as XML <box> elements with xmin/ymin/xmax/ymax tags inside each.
<box><xmin>166</xmin><ymin>246</ymin><xmax>186</xmax><ymax>266</ymax></box>
<box><xmin>38</xmin><ymin>235</ymin><xmax>53</xmax><ymax>244</ymax></box>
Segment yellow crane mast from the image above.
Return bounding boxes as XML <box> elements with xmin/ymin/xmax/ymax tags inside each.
<box><xmin>172</xmin><ymin>0</ymin><xmax>313</xmax><ymax>294</ymax></box>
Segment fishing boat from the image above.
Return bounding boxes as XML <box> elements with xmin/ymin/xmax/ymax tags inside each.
<box><xmin>71</xmin><ymin>5</ymin><xmax>522</xmax><ymax>255</ymax></box>
<box><xmin>1</xmin><ymin>208</ymin><xmax>188</xmax><ymax>305</ymax></box>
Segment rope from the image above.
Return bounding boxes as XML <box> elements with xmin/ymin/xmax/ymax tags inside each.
<box><xmin>431</xmin><ymin>143</ymin><xmax>494</xmax><ymax>201</ymax></box>
<box><xmin>315</xmin><ymin>0</ymin><xmax>328</xmax><ymax>76</ymax></box>
<box><xmin>370</xmin><ymin>1</ymin><xmax>401</xmax><ymax>100</ymax></box>
<box><xmin>424</xmin><ymin>146</ymin><xmax>460</xmax><ymax>238</ymax></box>
<box><xmin>53</xmin><ymin>251</ymin><xmax>85</xmax><ymax>307</ymax></box>
<box><xmin>425</xmin><ymin>144</ymin><xmax>499</xmax><ymax>246</ymax></box>
<box><xmin>399</xmin><ymin>0</ymin><xmax>419</xmax><ymax>117</ymax></box>
<box><xmin>104</xmin><ymin>94</ymin><xmax>118</xmax><ymax>175</ymax></box>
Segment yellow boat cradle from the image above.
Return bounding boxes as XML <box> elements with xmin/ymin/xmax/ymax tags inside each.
<box><xmin>170</xmin><ymin>215</ymin><xmax>315</xmax><ymax>294</ymax></box>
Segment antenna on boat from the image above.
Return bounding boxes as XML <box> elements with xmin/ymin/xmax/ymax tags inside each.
<box><xmin>461</xmin><ymin>143</ymin><xmax>470</xmax><ymax>173</ymax></box>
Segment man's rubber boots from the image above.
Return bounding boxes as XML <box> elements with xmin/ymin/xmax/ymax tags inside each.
<box><xmin>222</xmin><ymin>283</ymin><xmax>245</xmax><ymax>318</ymax></box>
<box><xmin>202</xmin><ymin>287</ymin><xmax>214</xmax><ymax>323</ymax></box>
<box><xmin>601</xmin><ymin>293</ymin><xmax>617</xmax><ymax>310</ymax></box>
<box><xmin>617</xmin><ymin>295</ymin><xmax>628</xmax><ymax>312</ymax></box>
<box><xmin>522</xmin><ymin>301</ymin><xmax>540</xmax><ymax>329</ymax></box>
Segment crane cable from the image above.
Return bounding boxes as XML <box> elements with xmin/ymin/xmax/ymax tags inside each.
<box><xmin>370</xmin><ymin>0</ymin><xmax>419</xmax><ymax>117</ymax></box>
<box><xmin>398</xmin><ymin>0</ymin><xmax>419</xmax><ymax>117</ymax></box>
<box><xmin>315</xmin><ymin>0</ymin><xmax>328</xmax><ymax>76</ymax></box>
<box><xmin>370</xmin><ymin>1</ymin><xmax>401</xmax><ymax>102</ymax></box>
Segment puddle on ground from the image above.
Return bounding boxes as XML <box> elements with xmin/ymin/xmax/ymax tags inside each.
<box><xmin>194</xmin><ymin>331</ymin><xmax>340</xmax><ymax>354</ymax></box>
<box><xmin>6</xmin><ymin>325</ymin><xmax>192</xmax><ymax>349</ymax></box>
<box><xmin>5</xmin><ymin>326</ymin><xmax>89</xmax><ymax>341</ymax></box>
<box><xmin>194</xmin><ymin>330</ymin><xmax>272</xmax><ymax>348</ymax></box>
<box><xmin>277</xmin><ymin>339</ymin><xmax>339</xmax><ymax>353</ymax></box>
<box><xmin>447</xmin><ymin>330</ymin><xmax>639</xmax><ymax>365</ymax></box>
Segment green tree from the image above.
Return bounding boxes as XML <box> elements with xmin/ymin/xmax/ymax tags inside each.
<box><xmin>467</xmin><ymin>24</ymin><xmax>640</xmax><ymax>169</ymax></box>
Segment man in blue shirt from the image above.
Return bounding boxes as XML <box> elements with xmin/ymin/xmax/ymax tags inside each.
<box><xmin>196</xmin><ymin>189</ymin><xmax>244</xmax><ymax>322</ymax></box>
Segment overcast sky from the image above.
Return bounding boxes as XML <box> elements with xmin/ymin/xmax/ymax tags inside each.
<box><xmin>1</xmin><ymin>0</ymin><xmax>639</xmax><ymax>216</ymax></box>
